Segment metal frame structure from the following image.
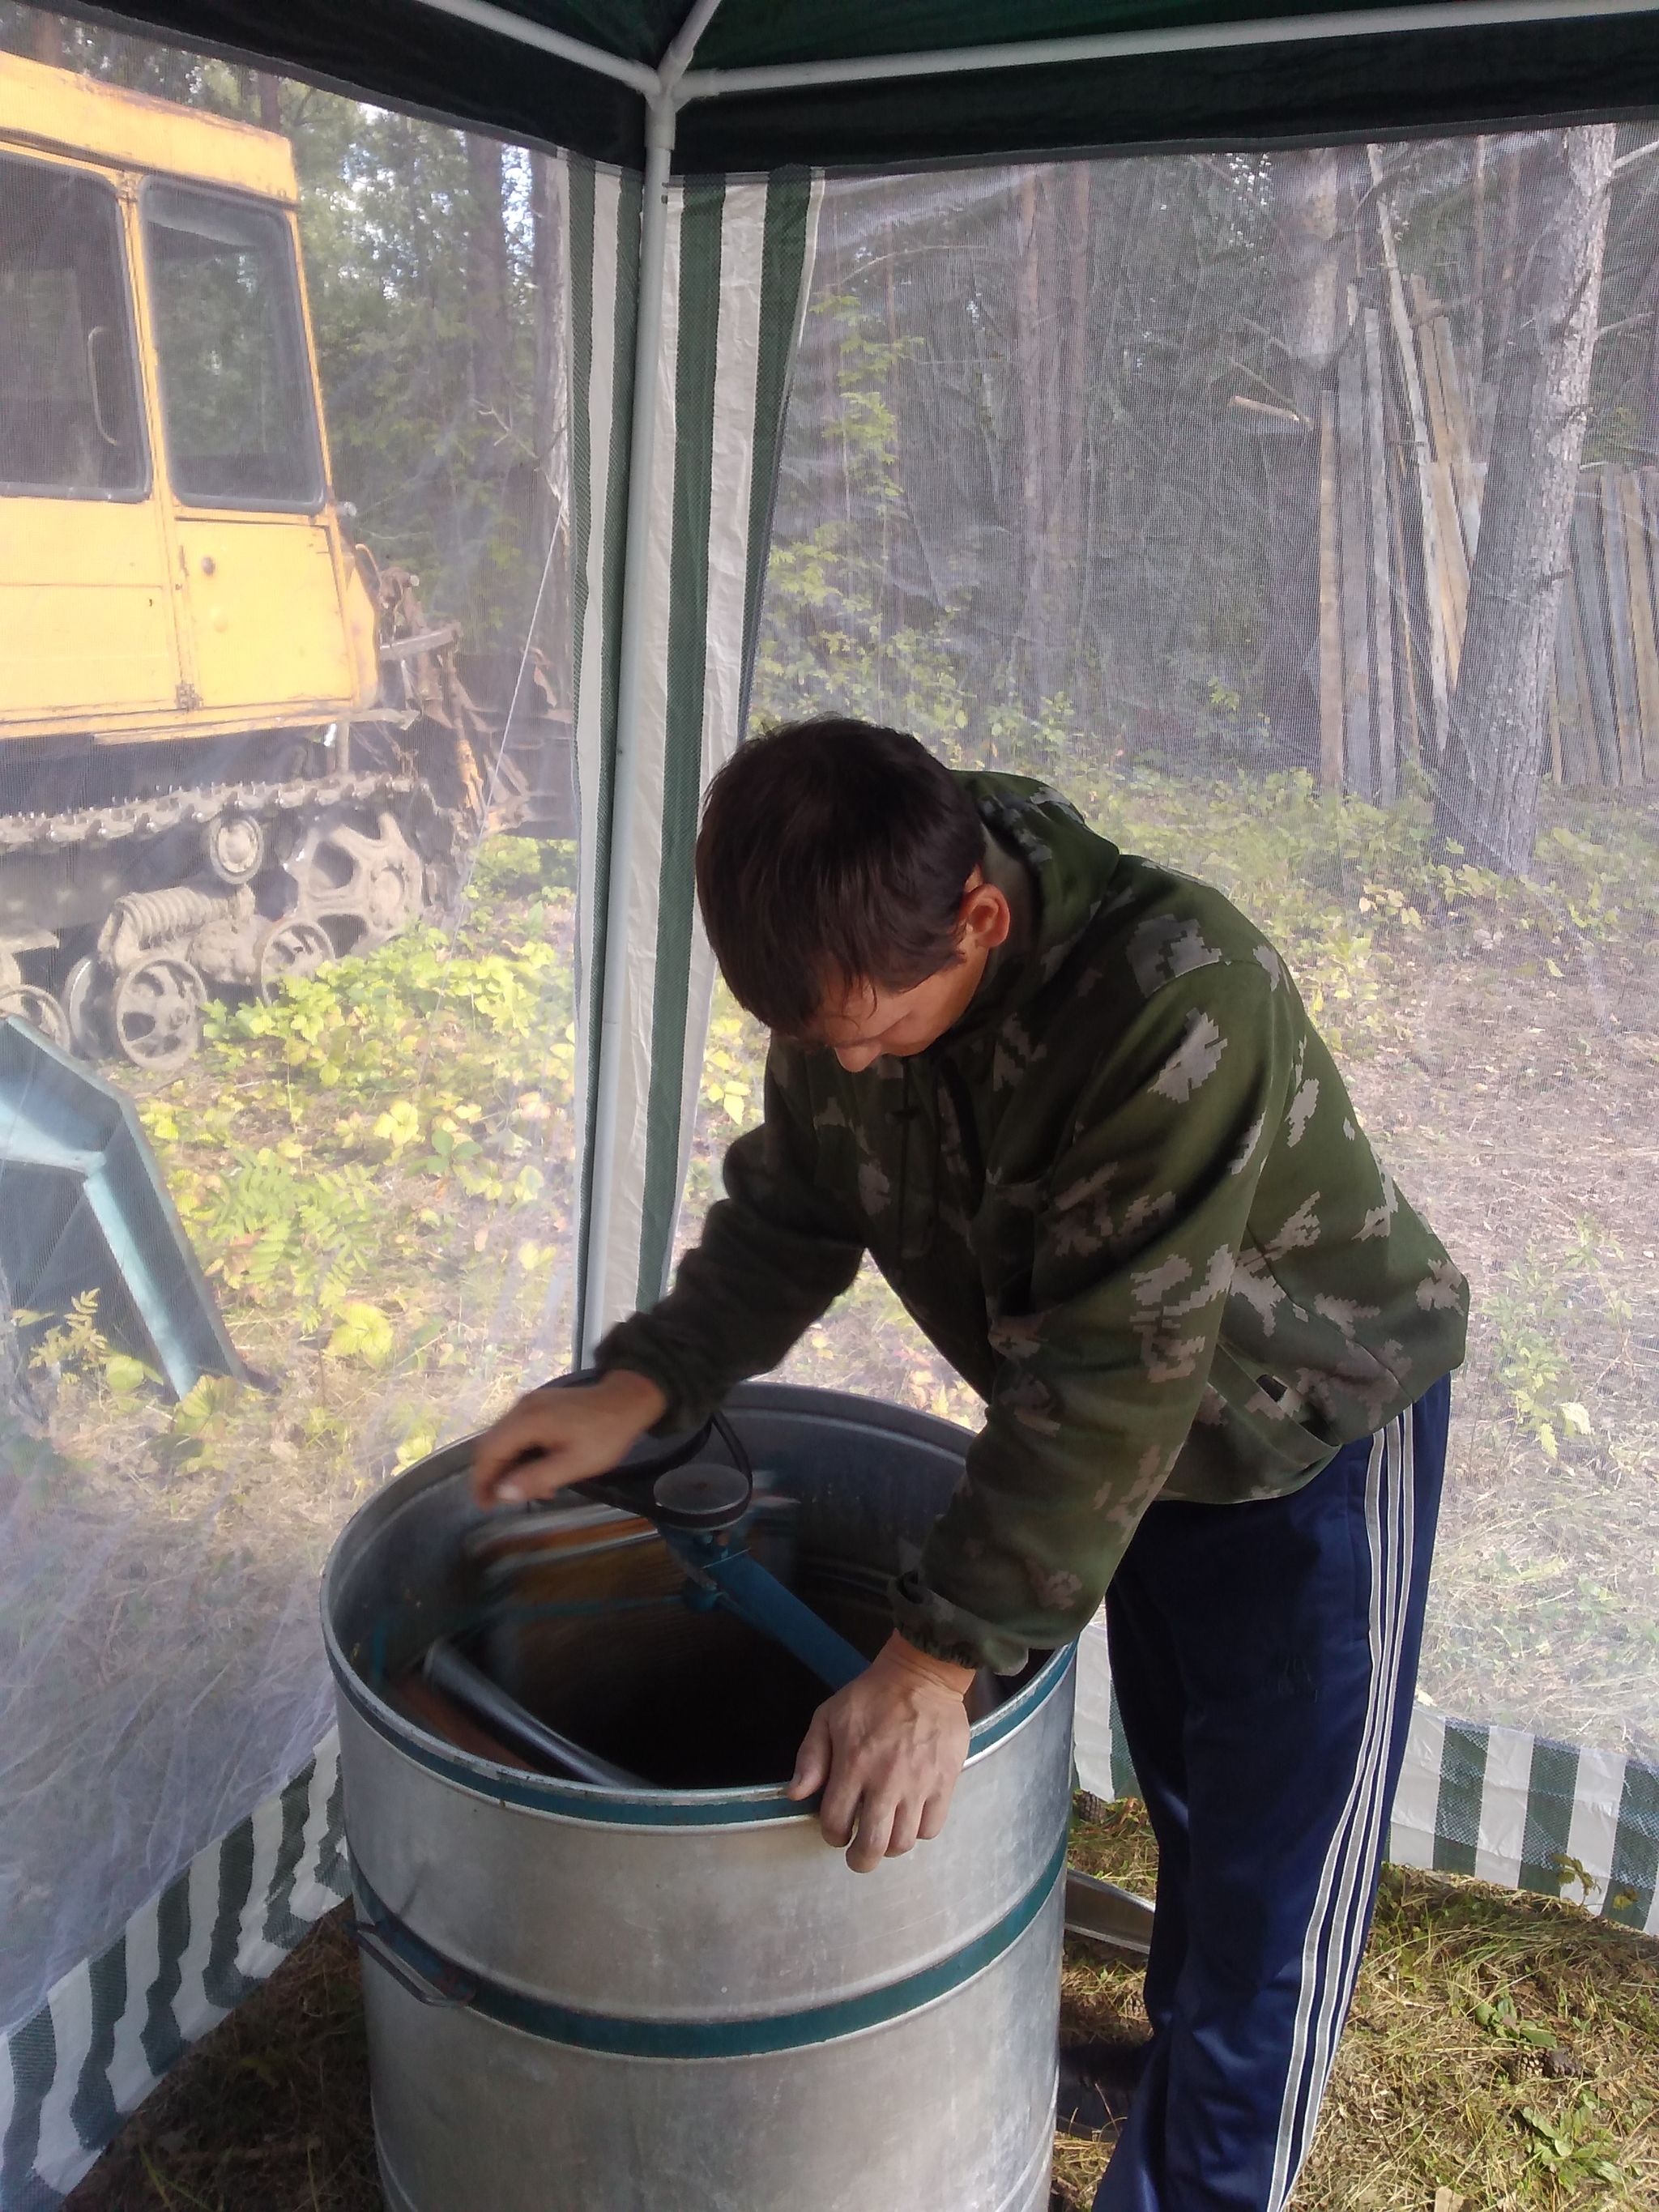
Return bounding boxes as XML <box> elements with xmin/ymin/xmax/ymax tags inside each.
<box><xmin>412</xmin><ymin>0</ymin><xmax>1659</xmax><ymax>105</ymax></box>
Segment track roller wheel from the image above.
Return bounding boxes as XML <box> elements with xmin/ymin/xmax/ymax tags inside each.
<box><xmin>258</xmin><ymin>919</ymin><xmax>334</xmax><ymax>1001</ymax></box>
<box><xmin>113</xmin><ymin>957</ymin><xmax>205</xmax><ymax>1074</ymax></box>
<box><xmin>205</xmin><ymin>810</ymin><xmax>267</xmax><ymax>886</ymax></box>
<box><xmin>62</xmin><ymin>957</ymin><xmax>107</xmax><ymax>1060</ymax></box>
<box><xmin>0</xmin><ymin>985</ymin><xmax>70</xmax><ymax>1050</ymax></box>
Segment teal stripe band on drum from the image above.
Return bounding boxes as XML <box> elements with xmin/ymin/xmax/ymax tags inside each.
<box><xmin>353</xmin><ymin>1831</ymin><xmax>1066</xmax><ymax>2059</ymax></box>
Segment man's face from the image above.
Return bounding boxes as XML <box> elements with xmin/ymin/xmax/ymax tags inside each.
<box><xmin>800</xmin><ymin>872</ymin><xmax>1013</xmax><ymax>1074</ymax></box>
<box><xmin>810</xmin><ymin>966</ymin><xmax>975</xmax><ymax>1072</ymax></box>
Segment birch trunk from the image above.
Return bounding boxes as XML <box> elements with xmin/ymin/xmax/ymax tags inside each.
<box><xmin>1435</xmin><ymin>126</ymin><xmax>1615</xmax><ymax>872</ymax></box>
<box><xmin>1013</xmin><ymin>169</ymin><xmax>1052</xmax><ymax>709</ymax></box>
<box><xmin>1263</xmin><ymin>149</ymin><xmax>1345</xmax><ymax>771</ymax></box>
<box><xmin>464</xmin><ymin>134</ymin><xmax>512</xmax><ymax>428</ymax></box>
<box><xmin>530</xmin><ymin>150</ymin><xmax>569</xmax><ymax>688</ymax></box>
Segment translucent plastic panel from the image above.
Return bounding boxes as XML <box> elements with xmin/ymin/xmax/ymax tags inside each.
<box><xmin>0</xmin><ymin>6</ymin><xmax>576</xmax><ymax>2028</ymax></box>
<box><xmin>684</xmin><ymin>142</ymin><xmax>1659</xmax><ymax>1767</ymax></box>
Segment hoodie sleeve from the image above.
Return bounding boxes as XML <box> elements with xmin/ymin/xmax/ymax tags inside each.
<box><xmin>894</xmin><ymin>956</ymin><xmax>1295</xmax><ymax>1672</ymax></box>
<box><xmin>595</xmin><ymin>1043</ymin><xmax>866</xmax><ymax>1430</ymax></box>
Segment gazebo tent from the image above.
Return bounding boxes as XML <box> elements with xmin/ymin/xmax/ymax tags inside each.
<box><xmin>4</xmin><ymin>2</ymin><xmax>1659</xmax><ymax>2201</ymax></box>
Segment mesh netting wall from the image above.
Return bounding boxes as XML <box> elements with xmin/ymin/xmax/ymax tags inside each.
<box><xmin>5</xmin><ymin>0</ymin><xmax>1659</xmax><ymax>2065</ymax></box>
<box><xmin>683</xmin><ymin>145</ymin><xmax>1659</xmax><ymax>1769</ymax></box>
<box><xmin>0</xmin><ymin>6</ymin><xmax>577</xmax><ymax>2029</ymax></box>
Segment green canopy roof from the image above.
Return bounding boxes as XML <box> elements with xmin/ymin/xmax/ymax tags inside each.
<box><xmin>78</xmin><ymin>0</ymin><xmax>1659</xmax><ymax>170</ymax></box>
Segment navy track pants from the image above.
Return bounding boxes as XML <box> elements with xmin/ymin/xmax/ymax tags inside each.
<box><xmin>1093</xmin><ymin>1375</ymin><xmax>1451</xmax><ymax>2212</ymax></box>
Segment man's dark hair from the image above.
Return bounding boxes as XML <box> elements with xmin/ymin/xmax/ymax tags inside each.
<box><xmin>695</xmin><ymin>718</ymin><xmax>984</xmax><ymax>1035</ymax></box>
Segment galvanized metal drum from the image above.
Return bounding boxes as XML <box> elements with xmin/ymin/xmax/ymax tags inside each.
<box><xmin>323</xmin><ymin>1383</ymin><xmax>1075</xmax><ymax>2212</ymax></box>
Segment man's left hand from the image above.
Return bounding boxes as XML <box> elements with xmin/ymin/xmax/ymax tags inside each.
<box><xmin>787</xmin><ymin>1631</ymin><xmax>975</xmax><ymax>1873</ymax></box>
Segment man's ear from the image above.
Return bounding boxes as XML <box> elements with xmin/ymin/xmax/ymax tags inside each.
<box><xmin>957</xmin><ymin>876</ymin><xmax>1012</xmax><ymax>954</ymax></box>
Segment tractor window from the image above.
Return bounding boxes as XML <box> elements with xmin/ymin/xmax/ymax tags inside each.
<box><xmin>143</xmin><ymin>184</ymin><xmax>322</xmax><ymax>509</ymax></box>
<box><xmin>0</xmin><ymin>156</ymin><xmax>146</xmax><ymax>497</ymax></box>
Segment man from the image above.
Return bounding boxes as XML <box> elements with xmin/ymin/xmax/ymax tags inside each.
<box><xmin>473</xmin><ymin>717</ymin><xmax>1468</xmax><ymax>2212</ymax></box>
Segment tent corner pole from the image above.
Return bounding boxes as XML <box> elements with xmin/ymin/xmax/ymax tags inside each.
<box><xmin>579</xmin><ymin>96</ymin><xmax>676</xmax><ymax>1366</ymax></box>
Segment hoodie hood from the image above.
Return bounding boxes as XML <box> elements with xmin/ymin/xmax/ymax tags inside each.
<box><xmin>947</xmin><ymin>774</ymin><xmax>1123</xmax><ymax>1042</ymax></box>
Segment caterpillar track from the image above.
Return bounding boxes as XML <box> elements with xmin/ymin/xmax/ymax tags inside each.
<box><xmin>0</xmin><ymin>570</ymin><xmax>555</xmax><ymax>1076</ymax></box>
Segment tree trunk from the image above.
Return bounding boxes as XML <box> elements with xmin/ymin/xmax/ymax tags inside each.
<box><xmin>1263</xmin><ymin>149</ymin><xmax>1345</xmax><ymax>770</ymax></box>
<box><xmin>464</xmin><ymin>134</ymin><xmax>512</xmax><ymax>426</ymax></box>
<box><xmin>254</xmin><ymin>70</ymin><xmax>282</xmax><ymax>132</ymax></box>
<box><xmin>1013</xmin><ymin>169</ymin><xmax>1051</xmax><ymax>710</ymax></box>
<box><xmin>1056</xmin><ymin>163</ymin><xmax>1091</xmax><ymax>710</ymax></box>
<box><xmin>32</xmin><ymin>13</ymin><xmax>64</xmax><ymax>65</ymax></box>
<box><xmin>1435</xmin><ymin>126</ymin><xmax>1615</xmax><ymax>872</ymax></box>
<box><xmin>529</xmin><ymin>150</ymin><xmax>569</xmax><ymax>693</ymax></box>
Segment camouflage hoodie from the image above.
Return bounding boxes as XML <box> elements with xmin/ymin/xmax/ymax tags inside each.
<box><xmin>598</xmin><ymin>774</ymin><xmax>1469</xmax><ymax>1670</ymax></box>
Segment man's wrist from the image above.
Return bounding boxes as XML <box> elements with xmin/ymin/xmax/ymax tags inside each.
<box><xmin>591</xmin><ymin>1365</ymin><xmax>669</xmax><ymax>1429</ymax></box>
<box><xmin>881</xmin><ymin>1629</ymin><xmax>976</xmax><ymax>1698</ymax></box>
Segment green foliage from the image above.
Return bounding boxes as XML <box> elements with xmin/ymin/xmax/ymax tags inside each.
<box><xmin>104</xmin><ymin>1353</ymin><xmax>153</xmax><ymax>1396</ymax></box>
<box><xmin>285</xmin><ymin>103</ymin><xmax>545</xmax><ymax>651</ymax></box>
<box><xmin>201</xmin><ymin>922</ymin><xmax>573</xmax><ymax>1106</ymax></box>
<box><xmin>699</xmin><ymin>1006</ymin><xmax>765</xmax><ymax>1131</ymax></box>
<box><xmin>325</xmin><ymin>1301</ymin><xmax>397</xmax><ymax>1368</ymax></box>
<box><xmin>1473</xmin><ymin>1991</ymin><xmax>1559</xmax><ymax>2052</ymax></box>
<box><xmin>23</xmin><ymin>1289</ymin><xmax>107</xmax><ymax>1379</ymax></box>
<box><xmin>467</xmin><ymin>838</ymin><xmax>578</xmax><ymax>902</ymax></box>
<box><xmin>191</xmin><ymin>1148</ymin><xmax>382</xmax><ymax>1325</ymax></box>
<box><xmin>1484</xmin><ymin>1222</ymin><xmax>1620</xmax><ymax>1464</ymax></box>
<box><xmin>164</xmin><ymin>1375</ymin><xmax>245</xmax><ymax>1470</ymax></box>
<box><xmin>1516</xmin><ymin>2093</ymin><xmax>1626</xmax><ymax>2187</ymax></box>
<box><xmin>120</xmin><ymin>893</ymin><xmax>580</xmax><ymax>1461</ymax></box>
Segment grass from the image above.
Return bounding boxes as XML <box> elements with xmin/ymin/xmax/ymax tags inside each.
<box><xmin>62</xmin><ymin>1797</ymin><xmax>1659</xmax><ymax>2210</ymax></box>
<box><xmin>1058</xmin><ymin>1807</ymin><xmax>1659</xmax><ymax>2211</ymax></box>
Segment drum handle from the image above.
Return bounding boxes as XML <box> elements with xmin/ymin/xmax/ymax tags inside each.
<box><xmin>352</xmin><ymin>1918</ymin><xmax>478</xmax><ymax>2010</ymax></box>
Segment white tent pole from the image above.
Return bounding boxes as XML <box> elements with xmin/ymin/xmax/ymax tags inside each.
<box><xmin>579</xmin><ymin>2</ymin><xmax>728</xmax><ymax>1359</ymax></box>
<box><xmin>408</xmin><ymin>0</ymin><xmax>660</xmax><ymax>92</ymax></box>
<box><xmin>670</xmin><ymin>0</ymin><xmax>1659</xmax><ymax>103</ymax></box>
<box><xmin>413</xmin><ymin>0</ymin><xmax>1659</xmax><ymax>107</ymax></box>
<box><xmin>580</xmin><ymin>93</ymin><xmax>676</xmax><ymax>1363</ymax></box>
<box><xmin>661</xmin><ymin>0</ymin><xmax>731</xmax><ymax>84</ymax></box>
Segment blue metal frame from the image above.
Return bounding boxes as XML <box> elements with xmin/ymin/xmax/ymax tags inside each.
<box><xmin>0</xmin><ymin>1016</ymin><xmax>246</xmax><ymax>1399</ymax></box>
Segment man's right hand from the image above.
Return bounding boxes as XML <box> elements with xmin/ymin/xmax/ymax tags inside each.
<box><xmin>469</xmin><ymin>1368</ymin><xmax>668</xmax><ymax>1508</ymax></box>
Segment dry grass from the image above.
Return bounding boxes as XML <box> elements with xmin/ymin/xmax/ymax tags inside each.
<box><xmin>1060</xmin><ymin>1800</ymin><xmax>1659</xmax><ymax>2212</ymax></box>
<box><xmin>62</xmin><ymin>1911</ymin><xmax>377</xmax><ymax>2212</ymax></box>
<box><xmin>62</xmin><ymin>1796</ymin><xmax>1659</xmax><ymax>2212</ymax></box>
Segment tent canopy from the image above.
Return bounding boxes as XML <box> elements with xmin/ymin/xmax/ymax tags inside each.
<box><xmin>70</xmin><ymin>0</ymin><xmax>1659</xmax><ymax>170</ymax></box>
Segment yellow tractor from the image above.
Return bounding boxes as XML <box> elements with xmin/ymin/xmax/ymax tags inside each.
<box><xmin>0</xmin><ymin>52</ymin><xmax>552</xmax><ymax>1072</ymax></box>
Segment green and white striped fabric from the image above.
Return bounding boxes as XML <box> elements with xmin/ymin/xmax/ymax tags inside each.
<box><xmin>1</xmin><ymin>1740</ymin><xmax>346</xmax><ymax>2210</ymax></box>
<box><xmin>567</xmin><ymin>157</ymin><xmax>821</xmax><ymax>1354</ymax></box>
<box><xmin>1073</xmin><ymin>1613</ymin><xmax>1659</xmax><ymax>1933</ymax></box>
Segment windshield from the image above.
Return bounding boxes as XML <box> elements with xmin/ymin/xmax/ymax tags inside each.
<box><xmin>143</xmin><ymin>183</ymin><xmax>322</xmax><ymax>508</ymax></box>
<box><xmin>0</xmin><ymin>155</ymin><xmax>146</xmax><ymax>497</ymax></box>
